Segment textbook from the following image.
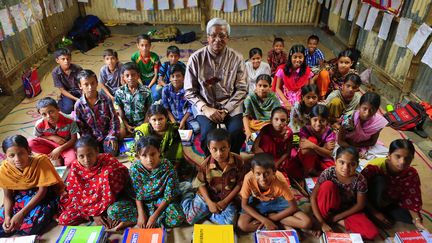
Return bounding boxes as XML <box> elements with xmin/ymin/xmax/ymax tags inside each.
<box><xmin>56</xmin><ymin>226</ymin><xmax>107</xmax><ymax>243</ymax></box>
<box><xmin>178</xmin><ymin>129</ymin><xmax>194</xmax><ymax>145</ymax></box>
<box><xmin>394</xmin><ymin>230</ymin><xmax>432</xmax><ymax>243</ymax></box>
<box><xmin>0</xmin><ymin>235</ymin><xmax>38</xmax><ymax>243</ymax></box>
<box><xmin>122</xmin><ymin>228</ymin><xmax>165</xmax><ymax>243</ymax></box>
<box><xmin>305</xmin><ymin>177</ymin><xmax>318</xmax><ymax>194</ymax></box>
<box><xmin>193</xmin><ymin>224</ymin><xmax>235</xmax><ymax>243</ymax></box>
<box><xmin>320</xmin><ymin>232</ymin><xmax>363</xmax><ymax>243</ymax></box>
<box><xmin>255</xmin><ymin>229</ymin><xmax>300</xmax><ymax>243</ymax></box>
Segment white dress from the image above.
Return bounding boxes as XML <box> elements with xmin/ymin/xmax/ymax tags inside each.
<box><xmin>245</xmin><ymin>61</ymin><xmax>271</xmax><ymax>93</ymax></box>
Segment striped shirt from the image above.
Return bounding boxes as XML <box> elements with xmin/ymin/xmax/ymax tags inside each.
<box><xmin>305</xmin><ymin>48</ymin><xmax>325</xmax><ymax>67</ymax></box>
<box><xmin>34</xmin><ymin>113</ymin><xmax>79</xmax><ymax>140</ymax></box>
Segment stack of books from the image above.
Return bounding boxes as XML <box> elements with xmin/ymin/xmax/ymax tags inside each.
<box><xmin>0</xmin><ymin>235</ymin><xmax>38</xmax><ymax>243</ymax></box>
<box><xmin>193</xmin><ymin>224</ymin><xmax>234</xmax><ymax>243</ymax></box>
<box><xmin>321</xmin><ymin>232</ymin><xmax>363</xmax><ymax>243</ymax></box>
<box><xmin>122</xmin><ymin>228</ymin><xmax>165</xmax><ymax>243</ymax></box>
<box><xmin>255</xmin><ymin>229</ymin><xmax>300</xmax><ymax>243</ymax></box>
<box><xmin>56</xmin><ymin>226</ymin><xmax>107</xmax><ymax>243</ymax></box>
<box><xmin>394</xmin><ymin>230</ymin><xmax>432</xmax><ymax>243</ymax></box>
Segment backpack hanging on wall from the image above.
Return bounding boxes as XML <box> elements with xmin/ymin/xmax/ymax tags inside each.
<box><xmin>22</xmin><ymin>68</ymin><xmax>41</xmax><ymax>98</ymax></box>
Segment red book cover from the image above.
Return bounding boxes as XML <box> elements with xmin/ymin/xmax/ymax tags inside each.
<box><xmin>396</xmin><ymin>231</ymin><xmax>427</xmax><ymax>243</ymax></box>
<box><xmin>323</xmin><ymin>232</ymin><xmax>363</xmax><ymax>243</ymax></box>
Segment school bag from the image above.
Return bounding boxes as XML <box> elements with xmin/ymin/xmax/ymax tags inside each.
<box><xmin>384</xmin><ymin>101</ymin><xmax>426</xmax><ymax>131</ymax></box>
<box><xmin>175</xmin><ymin>31</ymin><xmax>196</xmax><ymax>44</ymax></box>
<box><xmin>22</xmin><ymin>68</ymin><xmax>41</xmax><ymax>98</ymax></box>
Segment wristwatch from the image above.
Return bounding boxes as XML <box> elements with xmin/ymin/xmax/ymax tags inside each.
<box><xmin>222</xmin><ymin>108</ymin><xmax>229</xmax><ymax>114</ymax></box>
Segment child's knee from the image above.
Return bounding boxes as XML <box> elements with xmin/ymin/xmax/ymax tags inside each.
<box><xmin>237</xmin><ymin>214</ymin><xmax>250</xmax><ymax>231</ymax></box>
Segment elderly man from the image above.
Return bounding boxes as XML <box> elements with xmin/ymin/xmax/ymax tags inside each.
<box><xmin>184</xmin><ymin>18</ymin><xmax>247</xmax><ymax>155</ymax></box>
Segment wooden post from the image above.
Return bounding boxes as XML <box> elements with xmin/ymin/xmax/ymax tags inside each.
<box><xmin>200</xmin><ymin>0</ymin><xmax>211</xmax><ymax>33</ymax></box>
<box><xmin>78</xmin><ymin>1</ymin><xmax>86</xmax><ymax>17</ymax></box>
<box><xmin>348</xmin><ymin>0</ymin><xmax>362</xmax><ymax>48</ymax></box>
<box><xmin>39</xmin><ymin>0</ymin><xmax>56</xmax><ymax>51</ymax></box>
<box><xmin>401</xmin><ymin>10</ymin><xmax>432</xmax><ymax>97</ymax></box>
<box><xmin>314</xmin><ymin>3</ymin><xmax>322</xmax><ymax>27</ymax></box>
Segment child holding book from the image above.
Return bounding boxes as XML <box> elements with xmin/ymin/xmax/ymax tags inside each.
<box><xmin>243</xmin><ymin>74</ymin><xmax>281</xmax><ymax>142</ymax></box>
<box><xmin>115</xmin><ymin>62</ymin><xmax>153</xmax><ymax>139</ymax></box>
<box><xmin>74</xmin><ymin>69</ymin><xmax>121</xmax><ymax>156</ymax></box>
<box><xmin>0</xmin><ymin>135</ymin><xmax>64</xmax><ymax>236</ymax></box>
<box><xmin>161</xmin><ymin>64</ymin><xmax>199</xmax><ymax>133</ymax></box>
<box><xmin>182</xmin><ymin>128</ymin><xmax>245</xmax><ymax>225</ymax></box>
<box><xmin>52</xmin><ymin>48</ymin><xmax>83</xmax><ymax>114</ymax></box>
<box><xmin>59</xmin><ymin>136</ymin><xmax>129</xmax><ymax>230</ymax></box>
<box><xmin>131</xmin><ymin>34</ymin><xmax>161</xmax><ymax>101</ymax></box>
<box><xmin>267</xmin><ymin>38</ymin><xmax>287</xmax><ymax>77</ymax></box>
<box><xmin>273</xmin><ymin>44</ymin><xmax>313</xmax><ymax>109</ymax></box>
<box><xmin>297</xmin><ymin>105</ymin><xmax>335</xmax><ymax>178</ymax></box>
<box><xmin>337</xmin><ymin>92</ymin><xmax>388</xmax><ymax>160</ymax></box>
<box><xmin>29</xmin><ymin>97</ymin><xmax>78</xmax><ymax>166</ymax></box>
<box><xmin>245</xmin><ymin>48</ymin><xmax>271</xmax><ymax>93</ymax></box>
<box><xmin>310</xmin><ymin>146</ymin><xmax>378</xmax><ymax>240</ymax></box>
<box><xmin>253</xmin><ymin>107</ymin><xmax>300</xmax><ymax>180</ymax></box>
<box><xmin>289</xmin><ymin>84</ymin><xmax>319</xmax><ymax>133</ymax></box>
<box><xmin>238</xmin><ymin>153</ymin><xmax>312</xmax><ymax>232</ymax></box>
<box><xmin>361</xmin><ymin>139</ymin><xmax>426</xmax><ymax>231</ymax></box>
<box><xmin>99</xmin><ymin>49</ymin><xmax>123</xmax><ymax>101</ymax></box>
<box><xmin>108</xmin><ymin>136</ymin><xmax>185</xmax><ymax>229</ymax></box>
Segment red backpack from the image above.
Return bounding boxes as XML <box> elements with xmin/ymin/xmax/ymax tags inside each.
<box><xmin>384</xmin><ymin>101</ymin><xmax>426</xmax><ymax>131</ymax></box>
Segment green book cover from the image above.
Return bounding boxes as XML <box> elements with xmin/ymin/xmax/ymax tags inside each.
<box><xmin>56</xmin><ymin>226</ymin><xmax>106</xmax><ymax>243</ymax></box>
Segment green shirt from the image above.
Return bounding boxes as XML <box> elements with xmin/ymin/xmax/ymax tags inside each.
<box><xmin>114</xmin><ymin>84</ymin><xmax>153</xmax><ymax>126</ymax></box>
<box><xmin>131</xmin><ymin>51</ymin><xmax>160</xmax><ymax>85</ymax></box>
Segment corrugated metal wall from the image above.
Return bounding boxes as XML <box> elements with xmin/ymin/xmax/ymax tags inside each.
<box><xmin>84</xmin><ymin>1</ymin><xmax>201</xmax><ymax>24</ymax></box>
<box><xmin>84</xmin><ymin>0</ymin><xmax>318</xmax><ymax>25</ymax></box>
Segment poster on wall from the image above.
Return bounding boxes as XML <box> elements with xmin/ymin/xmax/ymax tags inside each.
<box><xmin>362</xmin><ymin>0</ymin><xmax>403</xmax><ymax>16</ymax></box>
<box><xmin>43</xmin><ymin>0</ymin><xmax>56</xmax><ymax>16</ymax></box>
<box><xmin>173</xmin><ymin>0</ymin><xmax>184</xmax><ymax>9</ymax></box>
<box><xmin>236</xmin><ymin>0</ymin><xmax>248</xmax><ymax>11</ymax></box>
<box><xmin>31</xmin><ymin>0</ymin><xmax>44</xmax><ymax>21</ymax></box>
<box><xmin>212</xmin><ymin>0</ymin><xmax>223</xmax><ymax>10</ymax></box>
<box><xmin>249</xmin><ymin>0</ymin><xmax>261</xmax><ymax>6</ymax></box>
<box><xmin>0</xmin><ymin>9</ymin><xmax>14</xmax><ymax>37</ymax></box>
<box><xmin>224</xmin><ymin>0</ymin><xmax>235</xmax><ymax>12</ymax></box>
<box><xmin>187</xmin><ymin>0</ymin><xmax>198</xmax><ymax>7</ymax></box>
<box><xmin>407</xmin><ymin>23</ymin><xmax>432</xmax><ymax>55</ymax></box>
<box><xmin>158</xmin><ymin>0</ymin><xmax>169</xmax><ymax>10</ymax></box>
<box><xmin>142</xmin><ymin>0</ymin><xmax>155</xmax><ymax>10</ymax></box>
<box><xmin>9</xmin><ymin>4</ymin><xmax>28</xmax><ymax>32</ymax></box>
<box><xmin>21</xmin><ymin>1</ymin><xmax>36</xmax><ymax>26</ymax></box>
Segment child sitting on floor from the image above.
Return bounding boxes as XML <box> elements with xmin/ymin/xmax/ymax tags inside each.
<box><xmin>289</xmin><ymin>84</ymin><xmax>319</xmax><ymax>133</ymax></box>
<box><xmin>115</xmin><ymin>62</ymin><xmax>153</xmax><ymax>139</ymax></box>
<box><xmin>268</xmin><ymin>37</ymin><xmax>287</xmax><ymax>77</ymax></box>
<box><xmin>131</xmin><ymin>34</ymin><xmax>161</xmax><ymax>101</ymax></box>
<box><xmin>361</xmin><ymin>139</ymin><xmax>426</xmax><ymax>231</ymax></box>
<box><xmin>305</xmin><ymin>35</ymin><xmax>325</xmax><ymax>73</ymax></box>
<box><xmin>52</xmin><ymin>48</ymin><xmax>83</xmax><ymax>114</ymax></box>
<box><xmin>337</xmin><ymin>92</ymin><xmax>388</xmax><ymax>160</ymax></box>
<box><xmin>161</xmin><ymin>64</ymin><xmax>199</xmax><ymax>133</ymax></box>
<box><xmin>297</xmin><ymin>105</ymin><xmax>335</xmax><ymax>178</ymax></box>
<box><xmin>273</xmin><ymin>44</ymin><xmax>313</xmax><ymax>109</ymax></box>
<box><xmin>58</xmin><ymin>136</ymin><xmax>129</xmax><ymax>230</ymax></box>
<box><xmin>99</xmin><ymin>49</ymin><xmax>123</xmax><ymax>102</ymax></box>
<box><xmin>238</xmin><ymin>153</ymin><xmax>312</xmax><ymax>233</ymax></box>
<box><xmin>74</xmin><ymin>69</ymin><xmax>121</xmax><ymax>156</ymax></box>
<box><xmin>0</xmin><ymin>135</ymin><xmax>64</xmax><ymax>236</ymax></box>
<box><xmin>29</xmin><ymin>97</ymin><xmax>78</xmax><ymax>166</ymax></box>
<box><xmin>158</xmin><ymin>45</ymin><xmax>186</xmax><ymax>91</ymax></box>
<box><xmin>108</xmin><ymin>136</ymin><xmax>185</xmax><ymax>229</ymax></box>
<box><xmin>253</xmin><ymin>107</ymin><xmax>300</xmax><ymax>180</ymax></box>
<box><xmin>310</xmin><ymin>146</ymin><xmax>378</xmax><ymax>240</ymax></box>
<box><xmin>182</xmin><ymin>128</ymin><xmax>245</xmax><ymax>225</ymax></box>
<box><xmin>243</xmin><ymin>74</ymin><xmax>281</xmax><ymax>142</ymax></box>
<box><xmin>246</xmin><ymin>48</ymin><xmax>271</xmax><ymax>93</ymax></box>
<box><xmin>325</xmin><ymin>73</ymin><xmax>361</xmax><ymax>124</ymax></box>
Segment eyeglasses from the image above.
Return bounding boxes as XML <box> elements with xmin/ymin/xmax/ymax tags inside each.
<box><xmin>208</xmin><ymin>32</ymin><xmax>228</xmax><ymax>39</ymax></box>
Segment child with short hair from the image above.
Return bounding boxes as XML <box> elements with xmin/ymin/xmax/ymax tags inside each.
<box><xmin>273</xmin><ymin>44</ymin><xmax>313</xmax><ymax>109</ymax></box>
<box><xmin>268</xmin><ymin>38</ymin><xmax>287</xmax><ymax>77</ymax></box>
<box><xmin>325</xmin><ymin>73</ymin><xmax>362</xmax><ymax>124</ymax></box>
<box><xmin>131</xmin><ymin>34</ymin><xmax>161</xmax><ymax>101</ymax></box>
<box><xmin>158</xmin><ymin>45</ymin><xmax>186</xmax><ymax>85</ymax></box>
<box><xmin>28</xmin><ymin>97</ymin><xmax>78</xmax><ymax>166</ymax></box>
<box><xmin>315</xmin><ymin>49</ymin><xmax>359</xmax><ymax>99</ymax></box>
<box><xmin>0</xmin><ymin>135</ymin><xmax>64</xmax><ymax>236</ymax></box>
<box><xmin>182</xmin><ymin>128</ymin><xmax>245</xmax><ymax>225</ymax></box>
<box><xmin>310</xmin><ymin>146</ymin><xmax>378</xmax><ymax>240</ymax></box>
<box><xmin>362</xmin><ymin>139</ymin><xmax>426</xmax><ymax>231</ymax></box>
<box><xmin>52</xmin><ymin>48</ymin><xmax>83</xmax><ymax>114</ymax></box>
<box><xmin>253</xmin><ymin>107</ymin><xmax>300</xmax><ymax>180</ymax></box>
<box><xmin>246</xmin><ymin>48</ymin><xmax>271</xmax><ymax>93</ymax></box>
<box><xmin>74</xmin><ymin>69</ymin><xmax>120</xmax><ymax>156</ymax></box>
<box><xmin>107</xmin><ymin>136</ymin><xmax>185</xmax><ymax>229</ymax></box>
<box><xmin>337</xmin><ymin>92</ymin><xmax>388</xmax><ymax>160</ymax></box>
<box><xmin>161</xmin><ymin>64</ymin><xmax>199</xmax><ymax>133</ymax></box>
<box><xmin>59</xmin><ymin>136</ymin><xmax>129</xmax><ymax>230</ymax></box>
<box><xmin>305</xmin><ymin>35</ymin><xmax>325</xmax><ymax>71</ymax></box>
<box><xmin>99</xmin><ymin>49</ymin><xmax>123</xmax><ymax>101</ymax></box>
<box><xmin>115</xmin><ymin>62</ymin><xmax>153</xmax><ymax>138</ymax></box>
<box><xmin>243</xmin><ymin>74</ymin><xmax>280</xmax><ymax>141</ymax></box>
<box><xmin>238</xmin><ymin>153</ymin><xmax>312</xmax><ymax>232</ymax></box>
<box><xmin>297</xmin><ymin>105</ymin><xmax>335</xmax><ymax>177</ymax></box>
<box><xmin>289</xmin><ymin>84</ymin><xmax>319</xmax><ymax>133</ymax></box>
